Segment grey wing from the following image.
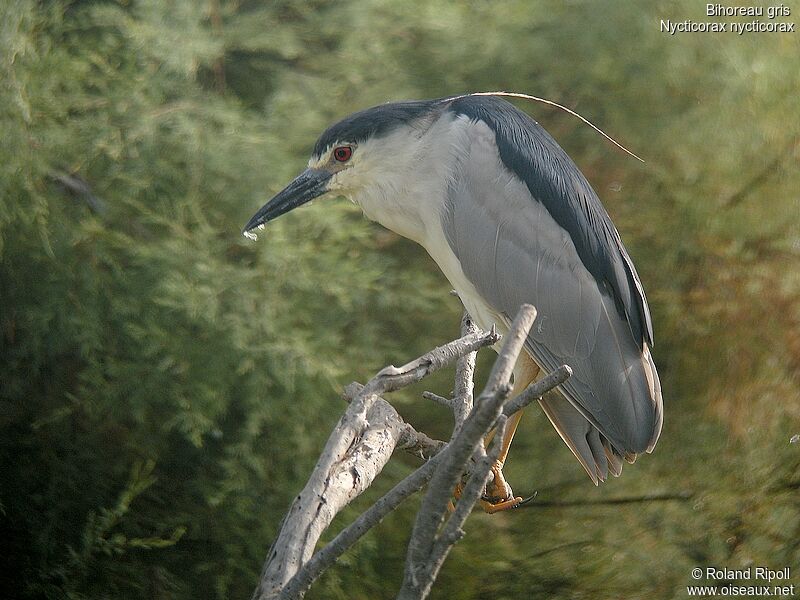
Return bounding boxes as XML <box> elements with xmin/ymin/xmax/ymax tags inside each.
<box><xmin>440</xmin><ymin>118</ymin><xmax>663</xmax><ymax>482</ymax></box>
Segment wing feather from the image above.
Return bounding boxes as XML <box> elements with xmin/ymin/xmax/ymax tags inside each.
<box><xmin>440</xmin><ymin>113</ymin><xmax>663</xmax><ymax>462</ymax></box>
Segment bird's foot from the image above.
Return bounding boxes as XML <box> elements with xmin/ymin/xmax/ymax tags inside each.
<box><xmin>479</xmin><ymin>462</ymin><xmax>523</xmax><ymax>514</ymax></box>
<box><xmin>449</xmin><ymin>464</ymin><xmax>535</xmax><ymax>513</ymax></box>
<box><xmin>480</xmin><ymin>496</ymin><xmax>525</xmax><ymax>513</ymax></box>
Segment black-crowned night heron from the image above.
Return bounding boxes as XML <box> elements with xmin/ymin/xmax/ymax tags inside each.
<box><xmin>243</xmin><ymin>94</ymin><xmax>663</xmax><ymax>512</ymax></box>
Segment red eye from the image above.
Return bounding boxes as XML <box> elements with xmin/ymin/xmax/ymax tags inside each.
<box><xmin>333</xmin><ymin>146</ymin><xmax>353</xmax><ymax>162</ymax></box>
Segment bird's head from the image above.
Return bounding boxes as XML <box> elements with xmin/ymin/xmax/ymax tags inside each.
<box><xmin>242</xmin><ymin>99</ymin><xmax>449</xmax><ymax>238</ymax></box>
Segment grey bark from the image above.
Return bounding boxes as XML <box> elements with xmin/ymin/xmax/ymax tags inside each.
<box><xmin>252</xmin><ymin>305</ymin><xmax>571</xmax><ymax>600</ymax></box>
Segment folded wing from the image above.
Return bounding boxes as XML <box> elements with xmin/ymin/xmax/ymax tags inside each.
<box><xmin>440</xmin><ymin>98</ymin><xmax>663</xmax><ymax>481</ymax></box>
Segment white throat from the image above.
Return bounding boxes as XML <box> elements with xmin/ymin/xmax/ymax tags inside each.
<box><xmin>343</xmin><ymin>114</ymin><xmax>502</xmax><ymax>334</ymax></box>
<box><xmin>347</xmin><ymin>112</ymin><xmax>471</xmax><ymax>246</ymax></box>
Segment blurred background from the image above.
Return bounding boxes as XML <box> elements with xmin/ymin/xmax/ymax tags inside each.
<box><xmin>1</xmin><ymin>1</ymin><xmax>798</xmax><ymax>598</ymax></box>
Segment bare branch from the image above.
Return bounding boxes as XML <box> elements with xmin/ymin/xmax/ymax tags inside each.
<box><xmin>421</xmin><ymin>390</ymin><xmax>453</xmax><ymax>408</ymax></box>
<box><xmin>252</xmin><ymin>396</ymin><xmax>406</xmax><ymax>600</ymax></box>
<box><xmin>366</xmin><ymin>326</ymin><xmax>500</xmax><ymax>396</ymax></box>
<box><xmin>517</xmin><ymin>491</ymin><xmax>694</xmax><ymax>509</ymax></box>
<box><xmin>397</xmin><ymin>425</ymin><xmax>447</xmax><ymax>461</ymax></box>
<box><xmin>503</xmin><ymin>365</ymin><xmax>573</xmax><ymax>416</ymax></box>
<box><xmin>399</xmin><ymin>305</ymin><xmax>538</xmax><ymax>600</ymax></box>
<box><xmin>433</xmin><ymin>415</ymin><xmax>509</xmax><ymax>552</ymax></box>
<box><xmin>450</xmin><ymin>314</ymin><xmax>481</xmax><ymax>434</ymax></box>
<box><xmin>253</xmin><ymin>322</ymin><xmax>499</xmax><ymax>600</ymax></box>
<box><xmin>280</xmin><ymin>451</ymin><xmax>446</xmax><ymax>599</ymax></box>
<box><xmin>254</xmin><ymin>305</ymin><xmax>561</xmax><ymax>600</ymax></box>
<box><xmin>344</xmin><ymin>382</ymin><xmax>446</xmax><ymax>461</ymax></box>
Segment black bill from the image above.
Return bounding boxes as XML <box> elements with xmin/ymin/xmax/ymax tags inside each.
<box><xmin>242</xmin><ymin>168</ymin><xmax>332</xmax><ymax>234</ymax></box>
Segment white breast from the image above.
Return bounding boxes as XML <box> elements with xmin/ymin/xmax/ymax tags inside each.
<box><xmin>424</xmin><ymin>230</ymin><xmax>505</xmax><ymax>335</ymax></box>
<box><xmin>350</xmin><ymin>113</ymin><xmax>507</xmax><ymax>335</ymax></box>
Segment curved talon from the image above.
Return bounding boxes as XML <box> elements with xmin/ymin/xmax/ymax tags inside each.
<box><xmin>512</xmin><ymin>491</ymin><xmax>538</xmax><ymax>508</ymax></box>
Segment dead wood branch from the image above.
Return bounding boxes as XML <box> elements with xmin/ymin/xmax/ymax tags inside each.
<box><xmin>398</xmin><ymin>305</ymin><xmax>538</xmax><ymax>599</ymax></box>
<box><xmin>252</xmin><ymin>322</ymin><xmax>499</xmax><ymax>599</ymax></box>
<box><xmin>253</xmin><ymin>305</ymin><xmax>571</xmax><ymax>600</ymax></box>
<box><xmin>342</xmin><ymin>382</ymin><xmax>446</xmax><ymax>461</ymax></box>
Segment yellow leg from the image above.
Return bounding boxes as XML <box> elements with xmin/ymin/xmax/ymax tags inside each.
<box><xmin>480</xmin><ymin>353</ymin><xmax>540</xmax><ymax>513</ymax></box>
<box><xmin>496</xmin><ymin>409</ymin><xmax>524</xmax><ymax>467</ymax></box>
<box><xmin>447</xmin><ymin>481</ymin><xmax>464</xmax><ymax>513</ymax></box>
<box><xmin>479</xmin><ymin>412</ymin><xmax>526</xmax><ymax>512</ymax></box>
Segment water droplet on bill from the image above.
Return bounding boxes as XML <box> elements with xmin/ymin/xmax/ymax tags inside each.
<box><xmin>243</xmin><ymin>230</ymin><xmax>258</xmax><ymax>241</ymax></box>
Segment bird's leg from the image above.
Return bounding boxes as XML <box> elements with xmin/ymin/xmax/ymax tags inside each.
<box><xmin>480</xmin><ymin>354</ymin><xmax>540</xmax><ymax>513</ymax></box>
<box><xmin>447</xmin><ymin>480</ymin><xmax>465</xmax><ymax>513</ymax></box>
<box><xmin>480</xmin><ymin>410</ymin><xmax>524</xmax><ymax>512</ymax></box>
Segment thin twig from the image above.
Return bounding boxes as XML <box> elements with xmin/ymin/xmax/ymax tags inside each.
<box><xmin>722</xmin><ymin>136</ymin><xmax>798</xmax><ymax>208</ymax></box>
<box><xmin>519</xmin><ymin>540</ymin><xmax>596</xmax><ymax>561</ymax></box>
<box><xmin>450</xmin><ymin>314</ymin><xmax>481</xmax><ymax>434</ymax></box>
<box><xmin>422</xmin><ymin>391</ymin><xmax>453</xmax><ymax>408</ymax></box>
<box><xmin>433</xmin><ymin>415</ymin><xmax>509</xmax><ymax>553</ymax></box>
<box><xmin>503</xmin><ymin>365</ymin><xmax>572</xmax><ymax>416</ymax></box>
<box><xmin>397</xmin><ymin>425</ymin><xmax>447</xmax><ymax>461</ymax></box>
<box><xmin>366</xmin><ymin>327</ymin><xmax>500</xmax><ymax>396</ymax></box>
<box><xmin>517</xmin><ymin>491</ymin><xmax>694</xmax><ymax>509</ymax></box>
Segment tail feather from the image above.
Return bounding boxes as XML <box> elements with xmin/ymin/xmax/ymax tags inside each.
<box><xmin>539</xmin><ymin>393</ymin><xmax>610</xmax><ymax>484</ymax></box>
<box><xmin>642</xmin><ymin>342</ymin><xmax>663</xmax><ymax>453</ymax></box>
<box><xmin>602</xmin><ymin>436</ymin><xmax>624</xmax><ymax>477</ymax></box>
<box><xmin>539</xmin><ymin>391</ymin><xmax>653</xmax><ymax>483</ymax></box>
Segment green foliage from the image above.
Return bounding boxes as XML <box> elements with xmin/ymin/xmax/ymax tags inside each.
<box><xmin>1</xmin><ymin>1</ymin><xmax>798</xmax><ymax>599</ymax></box>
